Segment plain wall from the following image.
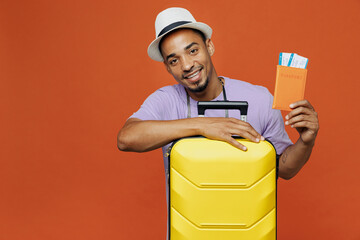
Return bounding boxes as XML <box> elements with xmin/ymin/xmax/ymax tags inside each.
<box><xmin>1</xmin><ymin>0</ymin><xmax>359</xmax><ymax>239</ymax></box>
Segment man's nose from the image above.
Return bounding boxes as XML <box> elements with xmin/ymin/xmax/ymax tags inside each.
<box><xmin>181</xmin><ymin>55</ymin><xmax>194</xmax><ymax>72</ymax></box>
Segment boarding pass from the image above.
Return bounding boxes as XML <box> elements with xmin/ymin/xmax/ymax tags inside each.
<box><xmin>279</xmin><ymin>53</ymin><xmax>308</xmax><ymax>69</ymax></box>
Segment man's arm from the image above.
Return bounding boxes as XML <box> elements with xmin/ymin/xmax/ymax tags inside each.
<box><xmin>278</xmin><ymin>100</ymin><xmax>319</xmax><ymax>179</ymax></box>
<box><xmin>117</xmin><ymin>117</ymin><xmax>263</xmax><ymax>152</ymax></box>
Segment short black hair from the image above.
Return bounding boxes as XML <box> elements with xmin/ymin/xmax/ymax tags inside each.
<box><xmin>158</xmin><ymin>28</ymin><xmax>207</xmax><ymax>60</ymax></box>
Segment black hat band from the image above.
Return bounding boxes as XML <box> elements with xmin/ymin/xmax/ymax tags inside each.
<box><xmin>157</xmin><ymin>21</ymin><xmax>192</xmax><ymax>37</ymax></box>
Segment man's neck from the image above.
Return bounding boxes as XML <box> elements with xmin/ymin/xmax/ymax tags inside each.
<box><xmin>186</xmin><ymin>74</ymin><xmax>223</xmax><ymax>101</ymax></box>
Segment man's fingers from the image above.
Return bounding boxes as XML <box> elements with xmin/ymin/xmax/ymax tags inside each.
<box><xmin>229</xmin><ymin>119</ymin><xmax>263</xmax><ymax>142</ymax></box>
<box><xmin>290</xmin><ymin>120</ymin><xmax>318</xmax><ymax>130</ymax></box>
<box><xmin>289</xmin><ymin>99</ymin><xmax>314</xmax><ymax>110</ymax></box>
<box><xmin>286</xmin><ymin>106</ymin><xmax>315</xmax><ymax>121</ymax></box>
<box><xmin>226</xmin><ymin>136</ymin><xmax>248</xmax><ymax>151</ymax></box>
<box><xmin>231</xmin><ymin>130</ymin><xmax>261</xmax><ymax>143</ymax></box>
<box><xmin>285</xmin><ymin>114</ymin><xmax>316</xmax><ymax>126</ymax></box>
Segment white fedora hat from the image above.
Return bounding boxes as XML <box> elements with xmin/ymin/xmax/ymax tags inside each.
<box><xmin>147</xmin><ymin>7</ymin><xmax>213</xmax><ymax>62</ymax></box>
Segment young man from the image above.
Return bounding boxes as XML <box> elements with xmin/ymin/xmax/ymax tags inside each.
<box><xmin>118</xmin><ymin>8</ymin><xmax>319</xmax><ymax>179</ymax></box>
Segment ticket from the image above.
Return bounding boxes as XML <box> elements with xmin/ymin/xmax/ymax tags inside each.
<box><xmin>288</xmin><ymin>54</ymin><xmax>308</xmax><ymax>69</ymax></box>
<box><xmin>279</xmin><ymin>52</ymin><xmax>292</xmax><ymax>66</ymax></box>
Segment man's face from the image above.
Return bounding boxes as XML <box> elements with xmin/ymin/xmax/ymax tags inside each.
<box><xmin>160</xmin><ymin>29</ymin><xmax>215</xmax><ymax>93</ymax></box>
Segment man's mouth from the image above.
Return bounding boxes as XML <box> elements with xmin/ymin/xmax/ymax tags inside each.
<box><xmin>183</xmin><ymin>67</ymin><xmax>203</xmax><ymax>82</ymax></box>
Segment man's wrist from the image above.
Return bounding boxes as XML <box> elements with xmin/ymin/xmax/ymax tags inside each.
<box><xmin>298</xmin><ymin>137</ymin><xmax>316</xmax><ymax>148</ymax></box>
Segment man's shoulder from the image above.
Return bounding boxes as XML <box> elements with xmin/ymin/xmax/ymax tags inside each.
<box><xmin>224</xmin><ymin>77</ymin><xmax>272</xmax><ymax>98</ymax></box>
<box><xmin>153</xmin><ymin>84</ymin><xmax>184</xmax><ymax>96</ymax></box>
<box><xmin>146</xmin><ymin>84</ymin><xmax>186</xmax><ymax>105</ymax></box>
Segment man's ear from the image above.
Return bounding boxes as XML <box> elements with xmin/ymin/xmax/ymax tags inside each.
<box><xmin>206</xmin><ymin>39</ymin><xmax>215</xmax><ymax>56</ymax></box>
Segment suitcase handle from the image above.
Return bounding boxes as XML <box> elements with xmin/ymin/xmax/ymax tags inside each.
<box><xmin>197</xmin><ymin>101</ymin><xmax>248</xmax><ymax>122</ymax></box>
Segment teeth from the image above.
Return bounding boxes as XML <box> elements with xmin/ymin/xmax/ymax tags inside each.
<box><xmin>186</xmin><ymin>70</ymin><xmax>200</xmax><ymax>79</ymax></box>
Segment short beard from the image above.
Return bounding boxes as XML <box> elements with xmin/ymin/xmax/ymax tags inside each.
<box><xmin>188</xmin><ymin>78</ymin><xmax>209</xmax><ymax>93</ymax></box>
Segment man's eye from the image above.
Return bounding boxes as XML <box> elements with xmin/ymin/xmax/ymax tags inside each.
<box><xmin>169</xmin><ymin>59</ymin><xmax>177</xmax><ymax>65</ymax></box>
<box><xmin>190</xmin><ymin>49</ymin><xmax>198</xmax><ymax>54</ymax></box>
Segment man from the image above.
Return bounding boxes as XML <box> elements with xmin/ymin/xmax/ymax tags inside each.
<box><xmin>117</xmin><ymin>7</ymin><xmax>319</xmax><ymax>181</ymax></box>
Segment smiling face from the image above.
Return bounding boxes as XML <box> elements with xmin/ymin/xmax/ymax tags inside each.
<box><xmin>160</xmin><ymin>29</ymin><xmax>217</xmax><ymax>96</ymax></box>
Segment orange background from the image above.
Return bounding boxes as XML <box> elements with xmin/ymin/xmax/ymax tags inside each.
<box><xmin>1</xmin><ymin>0</ymin><xmax>359</xmax><ymax>239</ymax></box>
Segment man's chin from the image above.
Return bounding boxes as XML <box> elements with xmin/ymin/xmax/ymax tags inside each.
<box><xmin>187</xmin><ymin>79</ymin><xmax>209</xmax><ymax>93</ymax></box>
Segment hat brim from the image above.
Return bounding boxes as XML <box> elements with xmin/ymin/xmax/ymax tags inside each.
<box><xmin>147</xmin><ymin>22</ymin><xmax>213</xmax><ymax>62</ymax></box>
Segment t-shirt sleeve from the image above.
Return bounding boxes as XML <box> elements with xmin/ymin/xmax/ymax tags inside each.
<box><xmin>262</xmin><ymin>91</ymin><xmax>293</xmax><ymax>155</ymax></box>
<box><xmin>129</xmin><ymin>88</ymin><xmax>171</xmax><ymax>121</ymax></box>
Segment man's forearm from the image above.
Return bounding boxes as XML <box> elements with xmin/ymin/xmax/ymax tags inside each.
<box><xmin>279</xmin><ymin>100</ymin><xmax>319</xmax><ymax>179</ymax></box>
<box><xmin>278</xmin><ymin>138</ymin><xmax>315</xmax><ymax>180</ymax></box>
<box><xmin>117</xmin><ymin>118</ymin><xmax>201</xmax><ymax>152</ymax></box>
<box><xmin>117</xmin><ymin>117</ymin><xmax>262</xmax><ymax>153</ymax></box>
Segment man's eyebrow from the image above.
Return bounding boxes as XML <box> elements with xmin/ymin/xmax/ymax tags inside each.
<box><xmin>165</xmin><ymin>42</ymin><xmax>199</xmax><ymax>62</ymax></box>
<box><xmin>185</xmin><ymin>42</ymin><xmax>199</xmax><ymax>50</ymax></box>
<box><xmin>166</xmin><ymin>53</ymin><xmax>176</xmax><ymax>62</ymax></box>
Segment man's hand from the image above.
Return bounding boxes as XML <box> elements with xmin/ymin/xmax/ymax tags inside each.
<box><xmin>285</xmin><ymin>100</ymin><xmax>319</xmax><ymax>145</ymax></box>
<box><xmin>198</xmin><ymin>117</ymin><xmax>264</xmax><ymax>151</ymax></box>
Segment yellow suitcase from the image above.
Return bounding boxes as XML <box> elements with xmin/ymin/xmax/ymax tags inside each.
<box><xmin>168</xmin><ymin>101</ymin><xmax>277</xmax><ymax>240</ymax></box>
